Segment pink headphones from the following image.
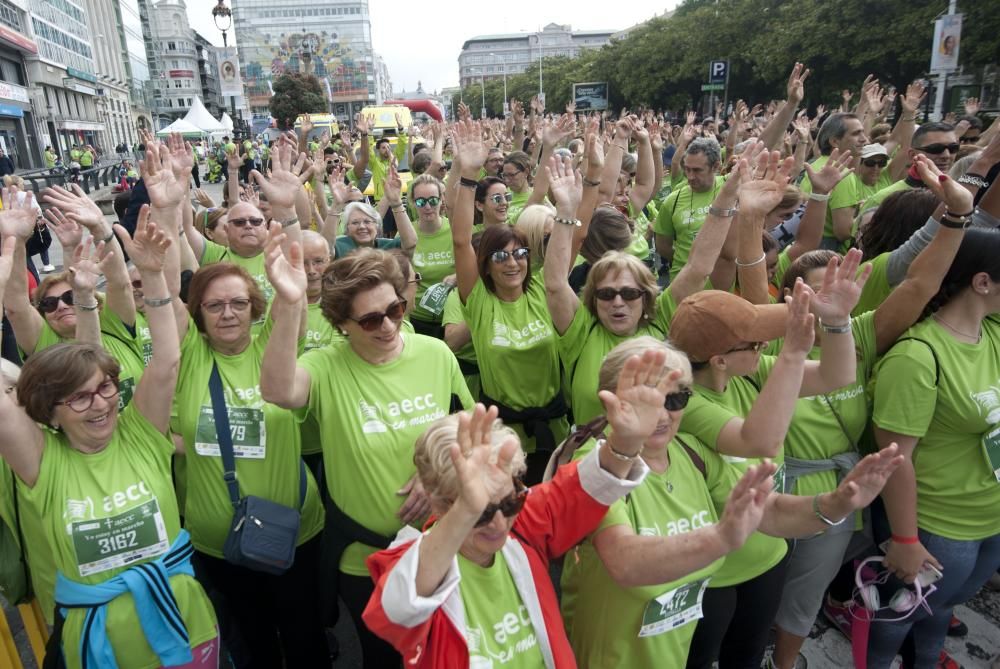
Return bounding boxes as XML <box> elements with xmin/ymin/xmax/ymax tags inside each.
<box><xmin>853</xmin><ymin>556</ymin><xmax>937</xmax><ymax>622</ymax></box>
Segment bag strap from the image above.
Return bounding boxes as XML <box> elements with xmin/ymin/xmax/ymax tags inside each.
<box><xmin>674</xmin><ymin>435</ymin><xmax>708</xmax><ymax>480</ymax></box>
<box><xmin>208</xmin><ymin>362</ymin><xmax>241</xmax><ymax>508</ymax></box>
<box><xmin>896</xmin><ymin>337</ymin><xmax>940</xmax><ymax>385</ymax></box>
<box><xmin>820</xmin><ymin>394</ymin><xmax>858</xmax><ymax>451</ymax></box>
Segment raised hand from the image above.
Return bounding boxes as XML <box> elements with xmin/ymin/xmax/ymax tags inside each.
<box><xmin>113</xmin><ymin>204</ymin><xmax>171</xmax><ymax>273</ymax></box>
<box><xmin>44</xmin><ymin>206</ymin><xmax>84</xmax><ymax>249</ymax></box>
<box><xmin>382</xmin><ymin>164</ymin><xmax>403</xmax><ymax>206</ymax></box>
<box><xmin>225</xmin><ymin>145</ymin><xmax>243</xmax><ymax>172</ymax></box>
<box><xmin>781</xmin><ymin>279</ymin><xmax>817</xmax><ymax>358</ymax></box>
<box><xmin>736</xmin><ymin>148</ymin><xmax>796</xmax><ymax>215</ymax></box>
<box><xmin>809</xmin><ymin>248</ymin><xmax>870</xmax><ymax>325</ymax></box>
<box><xmin>450</xmin><ymin>404</ymin><xmax>521</xmax><ymax>519</ymax></box>
<box><xmin>786</xmin><ymin>62</ymin><xmax>810</xmax><ymax>104</ymax></box>
<box><xmin>0</xmin><ymin>187</ymin><xmax>39</xmax><ymax>240</ymax></box>
<box><xmin>585</xmin><ymin>125</ymin><xmax>605</xmax><ymax>179</ymax></box>
<box><xmin>193</xmin><ymin>188</ymin><xmax>216</xmax><ymax>209</ymax></box>
<box><xmin>542</xmin><ymin>113</ymin><xmax>575</xmax><ymax>148</ymax></box>
<box><xmin>262</xmin><ymin>225</ymin><xmax>306</xmax><ymax>303</ymax></box>
<box><xmin>354</xmin><ymin>112</ymin><xmax>371</xmax><ymax>135</ymax></box>
<box><xmin>326</xmin><ymin>166</ymin><xmax>350</xmax><ymax>204</ymax></box>
<box><xmin>598</xmin><ymin>348</ymin><xmax>680</xmax><ymax>450</ymax></box>
<box><xmin>716</xmin><ymin>462</ymin><xmax>775</xmax><ymax>551</ymax></box>
<box><xmin>166</xmin><ymin>132</ymin><xmax>193</xmax><ymax>183</ymax></box>
<box><xmin>451</xmin><ymin>119</ymin><xmax>489</xmax><ymax>174</ymax></box>
<box><xmin>804</xmin><ymin>148</ymin><xmax>853</xmax><ymax>195</ymax></box>
<box><xmin>907</xmin><ymin>154</ymin><xmax>971</xmax><ymax>215</ymax></box>
<box><xmin>545</xmin><ymin>155</ymin><xmax>582</xmax><ymax>217</ymax></box>
<box><xmin>828</xmin><ymin>444</ymin><xmax>903</xmax><ymax>518</ymax></box>
<box><xmin>299</xmin><ymin>113</ymin><xmax>314</xmax><ymax>136</ymax></box>
<box><xmin>241</xmin><ymin>184</ymin><xmax>260</xmax><ymax>207</ymax></box>
<box><xmin>68</xmin><ymin>241</ymin><xmax>104</xmax><ymax>294</ymax></box>
<box><xmin>42</xmin><ymin>184</ymin><xmax>108</xmax><ymax>235</ymax></box>
<box><xmin>0</xmin><ymin>233</ymin><xmax>15</xmax><ymax>290</ymax></box>
<box><xmin>141</xmin><ymin>143</ymin><xmax>186</xmax><ymax>209</ymax></box>
<box><xmin>901</xmin><ymin>81</ymin><xmax>927</xmax><ymax>115</ymax></box>
<box><xmin>815</xmin><ymin>103</ymin><xmax>827</xmax><ymax>118</ymax></box>
<box><xmin>250</xmin><ymin>140</ymin><xmax>305</xmax><ymax>217</ymax></box>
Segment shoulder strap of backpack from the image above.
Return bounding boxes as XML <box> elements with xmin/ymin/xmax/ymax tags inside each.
<box><xmin>895</xmin><ymin>337</ymin><xmax>940</xmax><ymax>385</ymax></box>
<box><xmin>543</xmin><ymin>416</ymin><xmax>609</xmax><ymax>481</ymax></box>
<box><xmin>674</xmin><ymin>434</ymin><xmax>708</xmax><ymax>480</ymax></box>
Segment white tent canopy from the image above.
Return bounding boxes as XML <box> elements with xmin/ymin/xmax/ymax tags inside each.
<box><xmin>182</xmin><ymin>97</ymin><xmax>225</xmax><ymax>132</ymax></box>
<box><xmin>156</xmin><ymin>118</ymin><xmax>205</xmax><ymax>138</ymax></box>
<box><xmin>220</xmin><ymin>112</ymin><xmax>234</xmax><ymax>131</ymax></box>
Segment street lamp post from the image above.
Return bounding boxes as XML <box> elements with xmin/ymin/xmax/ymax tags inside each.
<box><xmin>489</xmin><ymin>52</ymin><xmax>508</xmax><ymax>116</ymax></box>
<box><xmin>479</xmin><ymin>69</ymin><xmax>486</xmax><ymax>119</ymax></box>
<box><xmin>212</xmin><ymin>0</ymin><xmax>238</xmax><ymax>137</ymax></box>
<box><xmin>536</xmin><ymin>32</ymin><xmax>544</xmax><ymax>109</ymax></box>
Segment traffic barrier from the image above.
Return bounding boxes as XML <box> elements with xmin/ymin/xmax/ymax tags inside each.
<box><xmin>0</xmin><ymin>598</ymin><xmax>49</xmax><ymax>668</ymax></box>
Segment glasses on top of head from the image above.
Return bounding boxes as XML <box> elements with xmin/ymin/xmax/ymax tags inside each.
<box><xmin>473</xmin><ymin>478</ymin><xmax>528</xmax><ymax>527</ymax></box>
<box><xmin>413</xmin><ymin>196</ymin><xmax>441</xmax><ymax>208</ymax></box>
<box><xmin>202</xmin><ymin>298</ymin><xmax>252</xmax><ymax>315</ymax></box>
<box><xmin>594</xmin><ymin>287</ymin><xmax>645</xmax><ymax>302</ymax></box>
<box><xmin>862</xmin><ymin>158</ymin><xmax>888</xmax><ymax>168</ymax></box>
<box><xmin>38</xmin><ymin>290</ymin><xmax>74</xmax><ymax>314</ymax></box>
<box><xmin>916</xmin><ymin>142</ymin><xmax>960</xmax><ymax>155</ymax></box>
<box><xmin>490</xmin><ymin>247</ymin><xmax>530</xmax><ymax>264</ymax></box>
<box><xmin>664</xmin><ymin>388</ymin><xmax>693</xmax><ymax>412</ymax></box>
<box><xmin>728</xmin><ymin>341</ymin><xmax>766</xmax><ymax>354</ymax></box>
<box><xmin>56</xmin><ymin>377</ymin><xmax>119</xmax><ymax>413</ymax></box>
<box><xmin>229</xmin><ymin>217</ymin><xmax>265</xmax><ymax>228</ymax></box>
<box><xmin>349</xmin><ymin>298</ymin><xmax>407</xmax><ymax>331</ymax></box>
<box><xmin>489</xmin><ymin>193</ymin><xmax>514</xmax><ymax>205</ymax></box>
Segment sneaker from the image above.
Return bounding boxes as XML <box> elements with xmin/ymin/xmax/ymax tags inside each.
<box><xmin>41</xmin><ymin>264</ymin><xmax>56</xmax><ymax>272</ymax></box>
<box><xmin>947</xmin><ymin>614</ymin><xmax>968</xmax><ymax>638</ymax></box>
<box><xmin>822</xmin><ymin>594</ymin><xmax>855</xmax><ymax>640</ymax></box>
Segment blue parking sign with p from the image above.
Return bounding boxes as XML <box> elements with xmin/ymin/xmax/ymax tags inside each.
<box><xmin>710</xmin><ymin>61</ymin><xmax>728</xmax><ymax>84</ymax></box>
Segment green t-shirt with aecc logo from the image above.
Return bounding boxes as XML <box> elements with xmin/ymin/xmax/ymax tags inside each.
<box><xmin>300</xmin><ymin>302</ymin><xmax>344</xmax><ymax>456</ymax></box>
<box><xmin>463</xmin><ymin>278</ymin><xmax>567</xmax><ymax>452</ymax></box>
<box><xmin>680</xmin><ymin>354</ymin><xmax>788</xmax><ymax>587</ymax></box>
<box><xmin>135</xmin><ymin>311</ymin><xmax>153</xmax><ymax>365</ymax></box>
<box><xmin>800</xmin><ymin>156</ymin><xmax>859</xmax><ymax>242</ymax></box>
<box><xmin>853</xmin><ymin>252</ymin><xmax>892</xmax><ymax>316</ymax></box>
<box><xmin>457</xmin><ymin>550</ymin><xmax>546</xmax><ymax>668</ymax></box>
<box><xmin>873</xmin><ymin>318</ymin><xmax>1000</xmax><ymax>541</ymax></box>
<box><xmin>561</xmin><ymin>434</ymin><xmax>739</xmax><ymax>668</ymax></box>
<box><xmin>297</xmin><ymin>332</ymin><xmax>472</xmax><ymax>575</ymax></box>
<box><xmin>653</xmin><ymin>176</ymin><xmax>725</xmax><ymax>281</ymax></box>
<box><xmin>411</xmin><ymin>219</ymin><xmax>456</xmax><ymax>323</ymax></box>
<box><xmin>173</xmin><ymin>317</ymin><xmax>324</xmax><ymax>558</ymax></box>
<box><xmin>21</xmin><ymin>405</ymin><xmax>218</xmax><ymax>669</ymax></box>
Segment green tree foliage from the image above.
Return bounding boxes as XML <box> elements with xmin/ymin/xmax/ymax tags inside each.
<box><xmin>269</xmin><ymin>72</ymin><xmax>327</xmax><ymax>129</ymax></box>
<box><xmin>454</xmin><ymin>0</ymin><xmax>997</xmax><ymax>115</ymax></box>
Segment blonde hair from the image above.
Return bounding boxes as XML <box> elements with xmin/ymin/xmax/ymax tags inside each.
<box><xmin>582</xmin><ymin>251</ymin><xmax>660</xmax><ymax>321</ymax></box>
<box><xmin>598</xmin><ymin>336</ymin><xmax>693</xmax><ymax>393</ymax></box>
<box><xmin>514</xmin><ymin>203</ymin><xmax>555</xmax><ymax>270</ymax></box>
<box><xmin>414</xmin><ymin>413</ymin><xmax>527</xmax><ymax>501</ymax></box>
<box><xmin>3</xmin><ymin>175</ymin><xmax>24</xmax><ymax>189</ymax></box>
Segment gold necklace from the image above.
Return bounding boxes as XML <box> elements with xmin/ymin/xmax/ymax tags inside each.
<box><xmin>932</xmin><ymin>313</ymin><xmax>980</xmax><ymax>341</ymax></box>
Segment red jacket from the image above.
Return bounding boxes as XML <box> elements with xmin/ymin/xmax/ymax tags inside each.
<box><xmin>363</xmin><ymin>447</ymin><xmax>648</xmax><ymax>668</ymax></box>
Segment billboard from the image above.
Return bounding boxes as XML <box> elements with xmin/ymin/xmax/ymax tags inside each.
<box><xmin>930</xmin><ymin>14</ymin><xmax>962</xmax><ymax>73</ymax></box>
<box><xmin>219</xmin><ymin>47</ymin><xmax>243</xmax><ymax>97</ymax></box>
<box><xmin>573</xmin><ymin>82</ymin><xmax>608</xmax><ymax>111</ymax></box>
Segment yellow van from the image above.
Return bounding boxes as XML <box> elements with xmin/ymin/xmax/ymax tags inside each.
<box><xmin>358</xmin><ymin>105</ymin><xmax>426</xmax><ymax>198</ymax></box>
<box><xmin>294</xmin><ymin>113</ymin><xmax>339</xmax><ymax>144</ymax></box>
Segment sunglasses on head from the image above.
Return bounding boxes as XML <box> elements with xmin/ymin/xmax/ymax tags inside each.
<box><xmin>664</xmin><ymin>388</ymin><xmax>693</xmax><ymax>412</ymax></box>
<box><xmin>229</xmin><ymin>217</ymin><xmax>265</xmax><ymax>228</ymax></box>
<box><xmin>489</xmin><ymin>193</ymin><xmax>514</xmax><ymax>205</ymax></box>
<box><xmin>490</xmin><ymin>247</ymin><xmax>530</xmax><ymax>264</ymax></box>
<box><xmin>473</xmin><ymin>478</ymin><xmax>528</xmax><ymax>527</ymax></box>
<box><xmin>916</xmin><ymin>142</ymin><xmax>960</xmax><ymax>155</ymax></box>
<box><xmin>413</xmin><ymin>196</ymin><xmax>441</xmax><ymax>208</ymax></box>
<box><xmin>38</xmin><ymin>290</ymin><xmax>74</xmax><ymax>314</ymax></box>
<box><xmin>594</xmin><ymin>287</ymin><xmax>645</xmax><ymax>302</ymax></box>
<box><xmin>349</xmin><ymin>299</ymin><xmax>407</xmax><ymax>331</ymax></box>
<box><xmin>862</xmin><ymin>158</ymin><xmax>888</xmax><ymax>168</ymax></box>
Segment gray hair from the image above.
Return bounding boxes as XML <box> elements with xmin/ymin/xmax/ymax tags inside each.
<box><xmin>817</xmin><ymin>113</ymin><xmax>859</xmax><ymax>155</ymax></box>
<box><xmin>341</xmin><ymin>201</ymin><xmax>382</xmax><ymax>236</ymax></box>
<box><xmin>685</xmin><ymin>137</ymin><xmax>721</xmax><ymax>167</ymax></box>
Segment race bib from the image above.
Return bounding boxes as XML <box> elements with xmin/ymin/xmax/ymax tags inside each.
<box><xmin>71</xmin><ymin>499</ymin><xmax>169</xmax><ymax>576</ymax></box>
<box><xmin>773</xmin><ymin>463</ymin><xmax>786</xmax><ymax>493</ymax></box>
<box><xmin>981</xmin><ymin>425</ymin><xmax>1000</xmax><ymax>482</ymax></box>
<box><xmin>639</xmin><ymin>577</ymin><xmax>710</xmax><ymax>637</ymax></box>
<box><xmin>118</xmin><ymin>377</ymin><xmax>136</xmax><ymax>410</ymax></box>
<box><xmin>195</xmin><ymin>405</ymin><xmax>267</xmax><ymax>459</ymax></box>
<box><xmin>418</xmin><ymin>283</ymin><xmax>452</xmax><ymax>316</ymax></box>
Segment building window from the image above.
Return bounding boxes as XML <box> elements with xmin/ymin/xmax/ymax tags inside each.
<box><xmin>0</xmin><ymin>0</ymin><xmax>22</xmax><ymax>32</ymax></box>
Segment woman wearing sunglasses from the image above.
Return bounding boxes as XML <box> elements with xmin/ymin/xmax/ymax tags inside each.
<box><xmin>408</xmin><ymin>174</ymin><xmax>455</xmax><ymax>338</ymax></box>
<box><xmin>473</xmin><ymin>177</ymin><xmax>513</xmax><ymax>230</ymax></box>
<box><xmin>560</xmin><ymin>337</ymin><xmax>902</xmax><ymax>669</ymax></box>
<box><xmin>451</xmin><ymin>121</ymin><xmax>568</xmax><ymax>483</ymax></box>
<box><xmin>260</xmin><ymin>246</ymin><xmax>473</xmax><ymax>668</ymax></box>
<box><xmin>363</xmin><ymin>348</ymin><xmax>673</xmax><ymax>668</ymax></box>
<box><xmin>0</xmin><ymin>210</ymin><xmax>223</xmax><ymax>669</ymax></box>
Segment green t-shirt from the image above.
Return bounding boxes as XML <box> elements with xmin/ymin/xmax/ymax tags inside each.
<box><xmin>200</xmin><ymin>240</ymin><xmax>274</xmax><ymax>305</ymax></box>
<box><xmin>135</xmin><ymin>311</ymin><xmax>153</xmax><ymax>365</ymax></box>
<box><xmin>457</xmin><ymin>550</ymin><xmax>546</xmax><ymax>667</ymax></box>
<box><xmin>45</xmin><ymin>150</ymin><xmax>57</xmax><ymax>168</ymax></box>
<box><xmin>174</xmin><ymin>317</ymin><xmax>324</xmax><ymax>557</ymax></box>
<box><xmin>561</xmin><ymin>434</ymin><xmax>738</xmax><ymax>668</ymax></box>
<box><xmin>334</xmin><ymin>235</ymin><xmax>400</xmax><ymax>259</ymax></box>
<box><xmin>653</xmin><ymin>176</ymin><xmax>725</xmax><ymax>281</ymax></box>
<box><xmin>0</xmin><ymin>462</ymin><xmax>57</xmax><ymax>623</ymax></box>
<box><xmin>853</xmin><ymin>252</ymin><xmax>891</xmax><ymax>316</ymax></box>
<box><xmin>411</xmin><ymin>220</ymin><xmax>456</xmax><ymax>323</ymax></box>
<box><xmin>772</xmin><ymin>248</ymin><xmax>794</xmax><ymax>297</ymax></box>
<box><xmin>680</xmin><ymin>355</ymin><xmax>788</xmax><ymax>586</ymax></box>
<box><xmin>860</xmin><ymin>179</ymin><xmax>912</xmax><ymax>214</ymax></box>
<box><xmin>297</xmin><ymin>333</ymin><xmax>472</xmax><ymax>575</ymax></box>
<box><xmin>626</xmin><ymin>201</ymin><xmax>653</xmax><ymax>261</ymax></box>
<box><xmin>800</xmin><ymin>156</ymin><xmax>859</xmax><ymax>242</ymax></box>
<box><xmin>463</xmin><ymin>278</ymin><xmax>567</xmax><ymax>452</ymax></box>
<box><xmin>79</xmin><ymin>150</ymin><xmax>93</xmax><ymax>167</ymax></box>
<box><xmin>873</xmin><ymin>318</ymin><xmax>1000</xmax><ymax>541</ymax></box>
<box><xmin>559</xmin><ymin>306</ymin><xmax>666</xmax><ymax>426</ymax></box>
<box><xmin>506</xmin><ymin>189</ymin><xmax>532</xmax><ymax>225</ymax></box>
<box><xmin>853</xmin><ymin>170</ymin><xmax>896</xmax><ymax>206</ymax></box>
<box><xmin>442</xmin><ymin>289</ymin><xmax>480</xmax><ymax>399</ymax></box>
<box><xmin>22</xmin><ymin>405</ymin><xmax>217</xmax><ymax>669</ymax></box>
<box><xmin>300</xmin><ymin>303</ymin><xmax>344</xmax><ymax>456</ymax></box>
<box><xmin>368</xmin><ymin>135</ymin><xmax>409</xmax><ymax>202</ymax></box>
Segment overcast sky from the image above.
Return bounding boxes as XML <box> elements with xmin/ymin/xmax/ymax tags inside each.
<box><xmin>186</xmin><ymin>1</ymin><xmax>680</xmax><ymax>94</ymax></box>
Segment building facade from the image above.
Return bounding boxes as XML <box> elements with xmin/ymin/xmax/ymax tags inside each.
<box><xmin>233</xmin><ymin>0</ymin><xmax>375</xmax><ymax>127</ymax></box>
<box><xmin>117</xmin><ymin>0</ymin><xmax>152</xmax><ymax>137</ymax></box>
<box><xmin>148</xmin><ymin>0</ymin><xmax>201</xmax><ymax>127</ymax></box>
<box><xmin>373</xmin><ymin>52</ymin><xmax>390</xmax><ymax>105</ymax></box>
<box><xmin>84</xmin><ymin>0</ymin><xmax>134</xmax><ymax>152</ymax></box>
<box><xmin>458</xmin><ymin>23</ymin><xmax>615</xmax><ymax>89</ymax></box>
<box><xmin>193</xmin><ymin>31</ymin><xmax>224</xmax><ymax>116</ymax></box>
<box><xmin>0</xmin><ymin>0</ymin><xmax>42</xmax><ymax>168</ymax></box>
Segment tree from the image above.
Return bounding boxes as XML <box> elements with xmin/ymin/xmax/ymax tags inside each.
<box><xmin>269</xmin><ymin>72</ymin><xmax>326</xmax><ymax>130</ymax></box>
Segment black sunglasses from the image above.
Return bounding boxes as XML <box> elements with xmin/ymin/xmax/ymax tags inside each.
<box><xmin>916</xmin><ymin>142</ymin><xmax>960</xmax><ymax>155</ymax></box>
<box><xmin>349</xmin><ymin>299</ymin><xmax>406</xmax><ymax>331</ymax></box>
<box><xmin>861</xmin><ymin>158</ymin><xmax>887</xmax><ymax>168</ymax></box>
<box><xmin>474</xmin><ymin>478</ymin><xmax>528</xmax><ymax>527</ymax></box>
<box><xmin>490</xmin><ymin>248</ymin><xmax>530</xmax><ymax>264</ymax></box>
<box><xmin>960</xmin><ymin>136</ymin><xmax>980</xmax><ymax>144</ymax></box>
<box><xmin>665</xmin><ymin>389</ymin><xmax>693</xmax><ymax>412</ymax></box>
<box><xmin>38</xmin><ymin>290</ymin><xmax>74</xmax><ymax>314</ymax></box>
<box><xmin>229</xmin><ymin>217</ymin><xmax>265</xmax><ymax>227</ymax></box>
<box><xmin>594</xmin><ymin>287</ymin><xmax>645</xmax><ymax>302</ymax></box>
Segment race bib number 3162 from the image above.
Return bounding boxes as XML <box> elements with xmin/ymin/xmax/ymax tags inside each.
<box><xmin>71</xmin><ymin>499</ymin><xmax>169</xmax><ymax>577</ymax></box>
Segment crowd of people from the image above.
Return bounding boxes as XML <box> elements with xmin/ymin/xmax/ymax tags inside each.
<box><xmin>0</xmin><ymin>61</ymin><xmax>999</xmax><ymax>669</ymax></box>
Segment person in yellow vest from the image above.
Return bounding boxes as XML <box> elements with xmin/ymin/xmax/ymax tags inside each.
<box><xmin>79</xmin><ymin>145</ymin><xmax>95</xmax><ymax>169</ymax></box>
<box><xmin>44</xmin><ymin>145</ymin><xmax>57</xmax><ymax>169</ymax></box>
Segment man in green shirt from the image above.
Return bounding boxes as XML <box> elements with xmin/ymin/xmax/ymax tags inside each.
<box><xmin>69</xmin><ymin>145</ymin><xmax>82</xmax><ymax>165</ymax></box>
<box><xmin>369</xmin><ymin>134</ymin><xmax>408</xmax><ymax>203</ymax></box>
<box><xmin>79</xmin><ymin>145</ymin><xmax>95</xmax><ymax>168</ymax></box>
<box><xmin>44</xmin><ymin>146</ymin><xmax>57</xmax><ymax>169</ymax></box>
<box><xmin>653</xmin><ymin>137</ymin><xmax>725</xmax><ymax>282</ymax></box>
<box><xmin>860</xmin><ymin>121</ymin><xmax>960</xmax><ymax>212</ymax></box>
<box><xmin>799</xmin><ymin>113</ymin><xmax>867</xmax><ymax>248</ymax></box>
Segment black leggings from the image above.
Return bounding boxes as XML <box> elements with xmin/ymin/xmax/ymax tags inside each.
<box><xmin>686</xmin><ymin>551</ymin><xmax>791</xmax><ymax>669</ymax></box>
<box><xmin>193</xmin><ymin>536</ymin><xmax>330</xmax><ymax>669</ymax></box>
<box><xmin>339</xmin><ymin>572</ymin><xmax>402</xmax><ymax>669</ymax></box>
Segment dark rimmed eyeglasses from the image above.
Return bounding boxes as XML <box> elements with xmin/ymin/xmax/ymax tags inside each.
<box><xmin>349</xmin><ymin>299</ymin><xmax>407</xmax><ymax>331</ymax></box>
<box><xmin>202</xmin><ymin>298</ymin><xmax>252</xmax><ymax>314</ymax></box>
<box><xmin>594</xmin><ymin>287</ymin><xmax>645</xmax><ymax>302</ymax></box>
<box><xmin>501</xmin><ymin>168</ymin><xmax>523</xmax><ymax>180</ymax></box>
<box><xmin>38</xmin><ymin>290</ymin><xmax>74</xmax><ymax>314</ymax></box>
<box><xmin>490</xmin><ymin>248</ymin><xmax>529</xmax><ymax>264</ymax></box>
<box><xmin>861</xmin><ymin>158</ymin><xmax>887</xmax><ymax>168</ymax></box>
<box><xmin>664</xmin><ymin>388</ymin><xmax>693</xmax><ymax>412</ymax></box>
<box><xmin>55</xmin><ymin>377</ymin><xmax>119</xmax><ymax>413</ymax></box>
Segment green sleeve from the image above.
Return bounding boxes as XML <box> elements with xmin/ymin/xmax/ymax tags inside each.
<box><xmin>394</xmin><ymin>134</ymin><xmax>410</xmax><ymax>162</ymax></box>
<box><xmin>200</xmin><ymin>239</ymin><xmax>228</xmax><ymax>265</ymax></box>
<box><xmin>872</xmin><ymin>339</ymin><xmax>938</xmax><ymax>438</ymax></box>
<box><xmin>596</xmin><ymin>496</ymin><xmax>632</xmax><ymax>532</ymax></box>
<box><xmin>773</xmin><ymin>249</ymin><xmax>793</xmax><ymax>291</ymax></box>
<box><xmin>442</xmin><ymin>289</ymin><xmax>465</xmax><ymax>327</ymax></box>
<box><xmin>749</xmin><ymin>354</ymin><xmax>778</xmax><ymax>388</ymax></box>
<box><xmin>829</xmin><ymin>176</ymin><xmax>859</xmax><ymax>211</ymax></box>
<box><xmin>450</xmin><ymin>351</ymin><xmax>474</xmax><ymax>409</ymax></box>
<box><xmin>558</xmin><ymin>305</ymin><xmax>594</xmax><ymax>370</ymax></box>
<box><xmin>653</xmin><ymin>191</ymin><xmax>679</xmax><ymax>237</ymax></box>
<box><xmin>652</xmin><ymin>287</ymin><xmax>679</xmax><ymax>332</ymax></box>
<box><xmin>683</xmin><ymin>394</ymin><xmax>741</xmax><ymax>449</ymax></box>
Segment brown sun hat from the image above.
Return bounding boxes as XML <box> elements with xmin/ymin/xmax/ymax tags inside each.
<box><xmin>669</xmin><ymin>290</ymin><xmax>788</xmax><ymax>362</ymax></box>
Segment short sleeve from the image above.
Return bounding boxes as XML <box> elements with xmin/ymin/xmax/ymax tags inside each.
<box><xmin>596</xmin><ymin>497</ymin><xmax>632</xmax><ymax>532</ymax></box>
<box><xmin>679</xmin><ymin>434</ymin><xmax>741</xmax><ymax>508</ymax></box>
<box><xmin>449</xmin><ymin>354</ymin><xmax>474</xmax><ymax>409</ymax></box>
<box><xmin>200</xmin><ymin>239</ymin><xmax>228</xmax><ymax>265</ymax></box>
<box><xmin>872</xmin><ymin>339</ymin><xmax>938</xmax><ymax>438</ymax></box>
<box><xmin>376</xmin><ymin>238</ymin><xmax>402</xmax><ymax>250</ymax></box>
<box><xmin>683</xmin><ymin>394</ymin><xmax>741</xmax><ymax>449</ymax></box>
<box><xmin>653</xmin><ymin>288</ymin><xmax>679</xmax><ymax>332</ymax></box>
<box><xmin>558</xmin><ymin>305</ymin><xmax>595</xmax><ymax>368</ymax></box>
<box><xmin>829</xmin><ymin>176</ymin><xmax>859</xmax><ymax>212</ymax></box>
<box><xmin>442</xmin><ymin>290</ymin><xmax>465</xmax><ymax>327</ymax></box>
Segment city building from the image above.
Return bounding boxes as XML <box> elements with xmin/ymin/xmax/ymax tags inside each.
<box><xmin>193</xmin><ymin>31</ymin><xmax>224</xmax><ymax>116</ymax></box>
<box><xmin>84</xmin><ymin>0</ymin><xmax>135</xmax><ymax>152</ymax></box>
<box><xmin>24</xmin><ymin>0</ymin><xmax>106</xmax><ymax>160</ymax></box>
<box><xmin>0</xmin><ymin>0</ymin><xmax>42</xmax><ymax>168</ymax></box>
<box><xmin>115</xmin><ymin>0</ymin><xmax>153</xmax><ymax>137</ymax></box>
<box><xmin>232</xmin><ymin>0</ymin><xmax>375</xmax><ymax>128</ymax></box>
<box><xmin>373</xmin><ymin>52</ymin><xmax>390</xmax><ymax>105</ymax></box>
<box><xmin>458</xmin><ymin>23</ymin><xmax>616</xmax><ymax>89</ymax></box>
<box><xmin>148</xmin><ymin>0</ymin><xmax>202</xmax><ymax>128</ymax></box>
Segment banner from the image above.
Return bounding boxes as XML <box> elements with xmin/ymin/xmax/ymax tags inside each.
<box><xmin>930</xmin><ymin>14</ymin><xmax>962</xmax><ymax>73</ymax></box>
<box><xmin>573</xmin><ymin>82</ymin><xmax>608</xmax><ymax>111</ymax></box>
<box><xmin>219</xmin><ymin>47</ymin><xmax>243</xmax><ymax>97</ymax></box>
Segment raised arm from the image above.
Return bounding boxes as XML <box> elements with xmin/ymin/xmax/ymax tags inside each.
<box><xmin>1</xmin><ymin>190</ymin><xmax>45</xmax><ymax>353</ymax></box>
<box><xmin>671</xmin><ymin>114</ymin><xmax>696</xmax><ymax>182</ymax></box>
<box><xmin>184</xmin><ymin>206</ymin><xmax>208</xmax><ymax>261</ymax></box>
<box><xmin>597</xmin><ymin>117</ymin><xmax>633</xmax><ymax>205</ymax></box>
<box><xmin>251</xmin><ymin>137</ymin><xmax>304</xmax><ymax>253</ymax></box>
<box><xmin>543</xmin><ymin>156</ymin><xmax>585</xmax><ymax>334</ymax></box>
<box><xmin>383</xmin><ymin>165</ymin><xmax>416</xmax><ymax>254</ymax></box>
<box><xmin>788</xmin><ymin>149</ymin><xmax>854</xmax><ymax>263</ymax></box>
<box><xmin>528</xmin><ymin>113</ymin><xmax>575</xmax><ymax>206</ymax></box>
<box><xmin>450</xmin><ymin>120</ymin><xmax>489</xmax><ymax>303</ymax></box>
<box><xmin>65</xmin><ymin>242</ymin><xmax>103</xmax><ymax>345</ymax></box>
<box><xmin>352</xmin><ymin>114</ymin><xmax>371</xmax><ymax>179</ymax></box>
<box><xmin>885</xmin><ymin>82</ymin><xmax>924</xmax><ymax>183</ymax></box>
<box><xmin>630</xmin><ymin>122</ymin><xmax>656</xmax><ymax>210</ymax></box>
<box><xmin>758</xmin><ymin>63</ymin><xmax>809</xmax><ymax>151</ymax></box>
<box><xmin>320</xmin><ymin>167</ymin><xmax>349</xmax><ymax>248</ymax></box>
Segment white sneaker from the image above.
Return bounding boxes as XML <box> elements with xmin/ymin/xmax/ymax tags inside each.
<box><xmin>41</xmin><ymin>264</ymin><xmax>56</xmax><ymax>272</ymax></box>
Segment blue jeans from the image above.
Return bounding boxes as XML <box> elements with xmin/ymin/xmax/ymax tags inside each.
<box><xmin>866</xmin><ymin>528</ymin><xmax>1000</xmax><ymax>669</ymax></box>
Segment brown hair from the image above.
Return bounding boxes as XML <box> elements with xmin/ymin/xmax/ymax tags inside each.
<box><xmin>503</xmin><ymin>151</ymin><xmax>532</xmax><ymax>177</ymax></box>
<box><xmin>321</xmin><ymin>248</ymin><xmax>405</xmax><ymax>326</ymax></box>
<box><xmin>186</xmin><ymin>263</ymin><xmax>266</xmax><ymax>332</ymax></box>
<box><xmin>780</xmin><ymin>249</ymin><xmax>838</xmax><ymax>297</ymax></box>
<box><xmin>17</xmin><ymin>343</ymin><xmax>120</xmax><ymax>426</ymax></box>
<box><xmin>474</xmin><ymin>177</ymin><xmax>506</xmax><ymax>227</ymax></box>
<box><xmin>580</xmin><ymin>206</ymin><xmax>633</xmax><ymax>264</ymax></box>
<box><xmin>195</xmin><ymin>207</ymin><xmax>228</xmax><ymax>237</ymax></box>
<box><xmin>476</xmin><ymin>224</ymin><xmax>532</xmax><ymax>294</ymax></box>
<box><xmin>32</xmin><ymin>271</ymin><xmax>73</xmax><ymax>307</ymax></box>
<box><xmin>582</xmin><ymin>251</ymin><xmax>659</xmax><ymax>321</ymax></box>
